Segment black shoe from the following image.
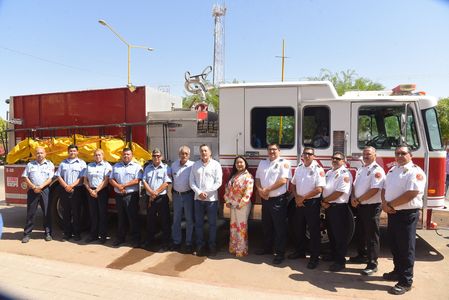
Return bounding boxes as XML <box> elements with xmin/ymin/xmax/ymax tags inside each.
<box><xmin>388</xmin><ymin>284</ymin><xmax>411</xmax><ymax>295</ymax></box>
<box><xmin>131</xmin><ymin>241</ymin><xmax>141</xmax><ymax>248</ymax></box>
<box><xmin>184</xmin><ymin>245</ymin><xmax>194</xmax><ymax>254</ymax></box>
<box><xmin>349</xmin><ymin>254</ymin><xmax>368</xmax><ymax>264</ymax></box>
<box><xmin>113</xmin><ymin>239</ymin><xmax>125</xmax><ymax>247</ymax></box>
<box><xmin>287</xmin><ymin>251</ymin><xmax>306</xmax><ymax>260</ymax></box>
<box><xmin>195</xmin><ymin>246</ymin><xmax>205</xmax><ymax>257</ymax></box>
<box><xmin>329</xmin><ymin>263</ymin><xmax>345</xmax><ymax>272</ymax></box>
<box><xmin>170</xmin><ymin>243</ymin><xmax>181</xmax><ymax>252</ymax></box>
<box><xmin>361</xmin><ymin>264</ymin><xmax>378</xmax><ymax>276</ymax></box>
<box><xmin>21</xmin><ymin>235</ymin><xmax>30</xmax><ymax>243</ymax></box>
<box><xmin>383</xmin><ymin>271</ymin><xmax>400</xmax><ymax>281</ymax></box>
<box><xmin>44</xmin><ymin>234</ymin><xmax>52</xmax><ymax>242</ymax></box>
<box><xmin>320</xmin><ymin>254</ymin><xmax>334</xmax><ymax>262</ymax></box>
<box><xmin>62</xmin><ymin>234</ymin><xmax>72</xmax><ymax>241</ymax></box>
<box><xmin>73</xmin><ymin>235</ymin><xmax>81</xmax><ymax>241</ymax></box>
<box><xmin>307</xmin><ymin>259</ymin><xmax>319</xmax><ymax>269</ymax></box>
<box><xmin>255</xmin><ymin>248</ymin><xmax>271</xmax><ymax>255</ymax></box>
<box><xmin>208</xmin><ymin>246</ymin><xmax>217</xmax><ymax>257</ymax></box>
<box><xmin>85</xmin><ymin>236</ymin><xmax>98</xmax><ymax>243</ymax></box>
<box><xmin>159</xmin><ymin>244</ymin><xmax>170</xmax><ymax>252</ymax></box>
<box><xmin>273</xmin><ymin>255</ymin><xmax>285</xmax><ymax>265</ymax></box>
<box><xmin>99</xmin><ymin>237</ymin><xmax>107</xmax><ymax>244</ymax></box>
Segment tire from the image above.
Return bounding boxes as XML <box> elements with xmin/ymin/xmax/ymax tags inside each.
<box><xmin>50</xmin><ymin>185</ymin><xmax>90</xmax><ymax>231</ymax></box>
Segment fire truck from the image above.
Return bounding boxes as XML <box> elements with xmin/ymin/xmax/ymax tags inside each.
<box><xmin>217</xmin><ymin>81</ymin><xmax>446</xmax><ymax>230</ymax></box>
<box><xmin>3</xmin><ymin>86</ymin><xmax>182</xmax><ymax>227</ymax></box>
<box><xmin>3</xmin><ymin>81</ymin><xmax>447</xmax><ymax>231</ymax></box>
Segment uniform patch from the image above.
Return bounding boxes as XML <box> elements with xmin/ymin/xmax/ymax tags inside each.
<box><xmin>367</xmin><ymin>171</ymin><xmax>371</xmax><ymax>176</ymax></box>
<box><xmin>283</xmin><ymin>163</ymin><xmax>289</xmax><ymax>169</ymax></box>
<box><xmin>343</xmin><ymin>176</ymin><xmax>350</xmax><ymax>183</ymax></box>
<box><xmin>319</xmin><ymin>171</ymin><xmax>325</xmax><ymax>177</ymax></box>
<box><xmin>416</xmin><ymin>173</ymin><xmax>424</xmax><ymax>181</ymax></box>
<box><xmin>402</xmin><ymin>168</ymin><xmax>408</xmax><ymax>174</ymax></box>
<box><xmin>375</xmin><ymin>172</ymin><xmax>382</xmax><ymax>179</ymax></box>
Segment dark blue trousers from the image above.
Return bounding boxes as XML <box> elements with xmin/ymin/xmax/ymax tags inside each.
<box><xmin>24</xmin><ymin>187</ymin><xmax>51</xmax><ymax>236</ymax></box>
<box><xmin>61</xmin><ymin>186</ymin><xmax>84</xmax><ymax>237</ymax></box>
<box><xmin>325</xmin><ymin>203</ymin><xmax>352</xmax><ymax>265</ymax></box>
<box><xmin>146</xmin><ymin>194</ymin><xmax>171</xmax><ymax>245</ymax></box>
<box><xmin>293</xmin><ymin>198</ymin><xmax>321</xmax><ymax>260</ymax></box>
<box><xmin>116</xmin><ymin>192</ymin><xmax>140</xmax><ymax>243</ymax></box>
<box><xmin>262</xmin><ymin>194</ymin><xmax>288</xmax><ymax>256</ymax></box>
<box><xmin>388</xmin><ymin>209</ymin><xmax>419</xmax><ymax>287</ymax></box>
<box><xmin>355</xmin><ymin>203</ymin><xmax>381</xmax><ymax>265</ymax></box>
<box><xmin>87</xmin><ymin>188</ymin><xmax>109</xmax><ymax>239</ymax></box>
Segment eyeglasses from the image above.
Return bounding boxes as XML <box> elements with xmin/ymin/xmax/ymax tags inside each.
<box><xmin>268</xmin><ymin>148</ymin><xmax>279</xmax><ymax>151</ymax></box>
<box><xmin>302</xmin><ymin>152</ymin><xmax>314</xmax><ymax>156</ymax></box>
<box><xmin>395</xmin><ymin>152</ymin><xmax>409</xmax><ymax>157</ymax></box>
<box><xmin>152</xmin><ymin>155</ymin><xmax>161</xmax><ymax>158</ymax></box>
<box><xmin>332</xmin><ymin>157</ymin><xmax>343</xmax><ymax>161</ymax></box>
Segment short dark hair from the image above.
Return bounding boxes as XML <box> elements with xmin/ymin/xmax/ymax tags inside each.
<box><xmin>68</xmin><ymin>144</ymin><xmax>78</xmax><ymax>151</ymax></box>
<box><xmin>122</xmin><ymin>147</ymin><xmax>132</xmax><ymax>153</ymax></box>
<box><xmin>303</xmin><ymin>146</ymin><xmax>315</xmax><ymax>154</ymax></box>
<box><xmin>267</xmin><ymin>143</ymin><xmax>279</xmax><ymax>150</ymax></box>
<box><xmin>395</xmin><ymin>144</ymin><xmax>411</xmax><ymax>154</ymax></box>
<box><xmin>333</xmin><ymin>151</ymin><xmax>345</xmax><ymax>161</ymax></box>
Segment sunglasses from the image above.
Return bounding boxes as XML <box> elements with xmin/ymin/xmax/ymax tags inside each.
<box><xmin>395</xmin><ymin>151</ymin><xmax>409</xmax><ymax>156</ymax></box>
<box><xmin>332</xmin><ymin>157</ymin><xmax>343</xmax><ymax>161</ymax></box>
<box><xmin>302</xmin><ymin>152</ymin><xmax>314</xmax><ymax>156</ymax></box>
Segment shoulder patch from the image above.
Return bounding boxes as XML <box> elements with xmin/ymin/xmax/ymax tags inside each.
<box><xmin>343</xmin><ymin>176</ymin><xmax>350</xmax><ymax>183</ymax></box>
<box><xmin>283</xmin><ymin>163</ymin><xmax>289</xmax><ymax>169</ymax></box>
<box><xmin>416</xmin><ymin>173</ymin><xmax>424</xmax><ymax>181</ymax></box>
<box><xmin>375</xmin><ymin>172</ymin><xmax>382</xmax><ymax>179</ymax></box>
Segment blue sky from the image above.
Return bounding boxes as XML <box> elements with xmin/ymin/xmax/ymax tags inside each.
<box><xmin>1</xmin><ymin>0</ymin><xmax>449</xmax><ymax>120</ymax></box>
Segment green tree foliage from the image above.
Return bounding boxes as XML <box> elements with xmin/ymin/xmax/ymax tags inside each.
<box><xmin>307</xmin><ymin>69</ymin><xmax>385</xmax><ymax>96</ymax></box>
<box><xmin>436</xmin><ymin>97</ymin><xmax>449</xmax><ymax>146</ymax></box>
<box><xmin>266</xmin><ymin>116</ymin><xmax>295</xmax><ymax>146</ymax></box>
<box><xmin>182</xmin><ymin>86</ymin><xmax>219</xmax><ymax>112</ymax></box>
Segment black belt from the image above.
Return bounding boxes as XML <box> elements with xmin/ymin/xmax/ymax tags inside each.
<box><xmin>268</xmin><ymin>193</ymin><xmax>287</xmax><ymax>200</ymax></box>
<box><xmin>172</xmin><ymin>189</ymin><xmax>193</xmax><ymax>195</ymax></box>
<box><xmin>328</xmin><ymin>202</ymin><xmax>347</xmax><ymax>207</ymax></box>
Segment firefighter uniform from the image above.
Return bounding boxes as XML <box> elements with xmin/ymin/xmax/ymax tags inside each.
<box><xmin>22</xmin><ymin>159</ymin><xmax>55</xmax><ymax>239</ymax></box>
<box><xmin>142</xmin><ymin>162</ymin><xmax>172</xmax><ymax>248</ymax></box>
<box><xmin>55</xmin><ymin>158</ymin><xmax>87</xmax><ymax>240</ymax></box>
<box><xmin>384</xmin><ymin>161</ymin><xmax>426</xmax><ymax>288</ymax></box>
<box><xmin>323</xmin><ymin>166</ymin><xmax>353</xmax><ymax>266</ymax></box>
<box><xmin>110</xmin><ymin>161</ymin><xmax>143</xmax><ymax>246</ymax></box>
<box><xmin>84</xmin><ymin>160</ymin><xmax>112</xmax><ymax>242</ymax></box>
<box><xmin>256</xmin><ymin>157</ymin><xmax>291</xmax><ymax>259</ymax></box>
<box><xmin>353</xmin><ymin>162</ymin><xmax>385</xmax><ymax>267</ymax></box>
<box><xmin>290</xmin><ymin>160</ymin><xmax>325</xmax><ymax>262</ymax></box>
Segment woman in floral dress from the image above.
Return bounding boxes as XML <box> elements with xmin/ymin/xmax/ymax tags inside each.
<box><xmin>224</xmin><ymin>156</ymin><xmax>254</xmax><ymax>257</ymax></box>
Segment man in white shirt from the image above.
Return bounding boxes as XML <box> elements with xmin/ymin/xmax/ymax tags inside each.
<box><xmin>350</xmin><ymin>146</ymin><xmax>385</xmax><ymax>275</ymax></box>
<box><xmin>255</xmin><ymin>143</ymin><xmax>291</xmax><ymax>265</ymax></box>
<box><xmin>288</xmin><ymin>147</ymin><xmax>325</xmax><ymax>269</ymax></box>
<box><xmin>190</xmin><ymin>144</ymin><xmax>222</xmax><ymax>256</ymax></box>
<box><xmin>381</xmin><ymin>145</ymin><xmax>426</xmax><ymax>295</ymax></box>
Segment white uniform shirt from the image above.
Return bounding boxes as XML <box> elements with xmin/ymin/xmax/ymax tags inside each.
<box><xmin>353</xmin><ymin>162</ymin><xmax>385</xmax><ymax>205</ymax></box>
<box><xmin>291</xmin><ymin>160</ymin><xmax>325</xmax><ymax>198</ymax></box>
<box><xmin>323</xmin><ymin>166</ymin><xmax>353</xmax><ymax>204</ymax></box>
<box><xmin>171</xmin><ymin>159</ymin><xmax>194</xmax><ymax>192</ymax></box>
<box><xmin>189</xmin><ymin>158</ymin><xmax>222</xmax><ymax>202</ymax></box>
<box><xmin>384</xmin><ymin>161</ymin><xmax>426</xmax><ymax>210</ymax></box>
<box><xmin>85</xmin><ymin>160</ymin><xmax>112</xmax><ymax>189</ymax></box>
<box><xmin>256</xmin><ymin>157</ymin><xmax>291</xmax><ymax>197</ymax></box>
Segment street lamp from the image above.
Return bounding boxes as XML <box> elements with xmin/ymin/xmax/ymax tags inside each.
<box><xmin>98</xmin><ymin>19</ymin><xmax>154</xmax><ymax>92</ymax></box>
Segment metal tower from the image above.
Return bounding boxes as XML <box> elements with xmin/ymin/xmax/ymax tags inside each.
<box><xmin>212</xmin><ymin>4</ymin><xmax>226</xmax><ymax>85</ymax></box>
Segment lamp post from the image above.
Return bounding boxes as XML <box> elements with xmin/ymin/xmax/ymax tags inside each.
<box><xmin>98</xmin><ymin>19</ymin><xmax>153</xmax><ymax>92</ymax></box>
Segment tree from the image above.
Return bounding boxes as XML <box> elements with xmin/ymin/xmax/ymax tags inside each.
<box><xmin>0</xmin><ymin>118</ymin><xmax>8</xmax><ymax>162</ymax></box>
<box><xmin>307</xmin><ymin>69</ymin><xmax>385</xmax><ymax>96</ymax></box>
<box><xmin>436</xmin><ymin>97</ymin><xmax>449</xmax><ymax>146</ymax></box>
<box><xmin>182</xmin><ymin>86</ymin><xmax>219</xmax><ymax>112</ymax></box>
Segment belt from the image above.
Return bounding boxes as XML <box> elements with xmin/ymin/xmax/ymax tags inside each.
<box><xmin>268</xmin><ymin>193</ymin><xmax>287</xmax><ymax>200</ymax></box>
<box><xmin>172</xmin><ymin>189</ymin><xmax>193</xmax><ymax>195</ymax></box>
<box><xmin>328</xmin><ymin>202</ymin><xmax>347</xmax><ymax>207</ymax></box>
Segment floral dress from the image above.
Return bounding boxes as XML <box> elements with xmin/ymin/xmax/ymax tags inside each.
<box><xmin>224</xmin><ymin>170</ymin><xmax>254</xmax><ymax>257</ymax></box>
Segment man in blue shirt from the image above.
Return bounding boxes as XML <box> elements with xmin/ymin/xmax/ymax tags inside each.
<box><xmin>56</xmin><ymin>144</ymin><xmax>86</xmax><ymax>241</ymax></box>
<box><xmin>21</xmin><ymin>147</ymin><xmax>55</xmax><ymax>243</ymax></box>
<box><xmin>109</xmin><ymin>147</ymin><xmax>143</xmax><ymax>248</ymax></box>
<box><xmin>142</xmin><ymin>148</ymin><xmax>172</xmax><ymax>251</ymax></box>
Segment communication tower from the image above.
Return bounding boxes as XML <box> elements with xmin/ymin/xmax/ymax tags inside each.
<box><xmin>212</xmin><ymin>4</ymin><xmax>226</xmax><ymax>85</ymax></box>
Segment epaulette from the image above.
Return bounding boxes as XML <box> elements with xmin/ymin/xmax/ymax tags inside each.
<box><xmin>372</xmin><ymin>164</ymin><xmax>379</xmax><ymax>169</ymax></box>
<box><xmin>279</xmin><ymin>159</ymin><xmax>284</xmax><ymax>162</ymax></box>
<box><xmin>298</xmin><ymin>162</ymin><xmax>303</xmax><ymax>167</ymax></box>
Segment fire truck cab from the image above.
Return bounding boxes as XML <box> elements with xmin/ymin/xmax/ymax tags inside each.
<box><xmin>218</xmin><ymin>81</ymin><xmax>446</xmax><ymax>227</ymax></box>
